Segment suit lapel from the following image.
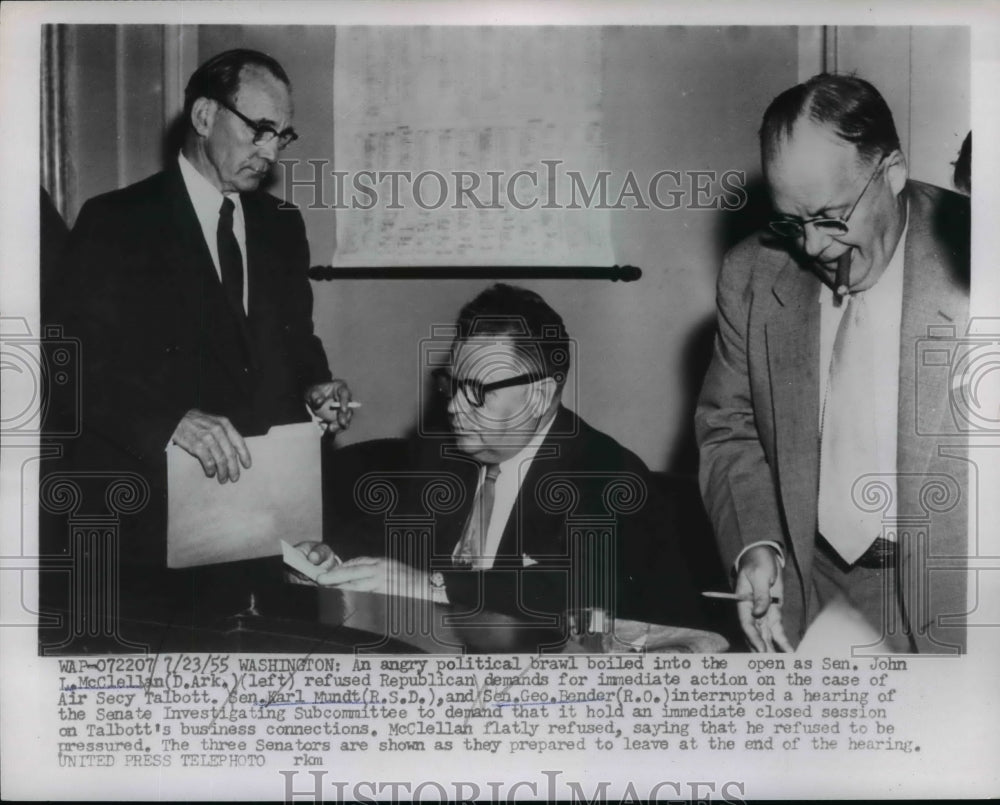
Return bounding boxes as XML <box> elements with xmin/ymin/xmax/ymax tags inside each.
<box><xmin>765</xmin><ymin>259</ymin><xmax>822</xmax><ymax>559</ymax></box>
<box><xmin>497</xmin><ymin>407</ymin><xmax>577</xmax><ymax>562</ymax></box>
<box><xmin>897</xmin><ymin>186</ymin><xmax>968</xmax><ymax>498</ymax></box>
<box><xmin>499</xmin><ymin>445</ymin><xmax>563</xmax><ymax>561</ymax></box>
<box><xmin>243</xmin><ymin>192</ymin><xmax>294</xmax><ymax>377</ymax></box>
<box><xmin>241</xmin><ymin>192</ymin><xmax>270</xmax><ymax>330</ymax></box>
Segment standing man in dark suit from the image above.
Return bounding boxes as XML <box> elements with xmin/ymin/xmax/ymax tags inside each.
<box><xmin>54</xmin><ymin>49</ymin><xmax>352</xmax><ymax>568</ymax></box>
<box><xmin>297</xmin><ymin>284</ymin><xmax>707</xmax><ymax>631</ymax></box>
<box><xmin>696</xmin><ymin>74</ymin><xmax>969</xmax><ymax>653</ymax></box>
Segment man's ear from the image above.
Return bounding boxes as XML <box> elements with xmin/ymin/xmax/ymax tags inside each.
<box><xmin>190</xmin><ymin>97</ymin><xmax>217</xmax><ymax>138</ymax></box>
<box><xmin>533</xmin><ymin>377</ymin><xmax>558</xmax><ymax>415</ymax></box>
<box><xmin>885</xmin><ymin>148</ymin><xmax>908</xmax><ymax>197</ymax></box>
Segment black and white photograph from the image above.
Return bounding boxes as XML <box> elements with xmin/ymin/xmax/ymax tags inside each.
<box><xmin>2</xmin><ymin>1</ymin><xmax>998</xmax><ymax>800</ymax></box>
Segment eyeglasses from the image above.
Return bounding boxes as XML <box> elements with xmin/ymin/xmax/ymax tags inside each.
<box><xmin>768</xmin><ymin>155</ymin><xmax>887</xmax><ymax>239</ymax></box>
<box><xmin>212</xmin><ymin>97</ymin><xmax>299</xmax><ymax>150</ymax></box>
<box><xmin>432</xmin><ymin>368</ymin><xmax>546</xmax><ymax>408</ymax></box>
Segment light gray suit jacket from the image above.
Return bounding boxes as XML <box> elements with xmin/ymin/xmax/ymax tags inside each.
<box><xmin>696</xmin><ymin>180</ymin><xmax>970</xmax><ymax>653</ymax></box>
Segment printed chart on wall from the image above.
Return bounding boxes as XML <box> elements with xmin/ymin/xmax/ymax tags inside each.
<box><xmin>332</xmin><ymin>26</ymin><xmax>615</xmax><ymax>267</ymax></box>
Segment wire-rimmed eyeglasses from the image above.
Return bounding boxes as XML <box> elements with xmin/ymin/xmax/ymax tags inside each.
<box><xmin>768</xmin><ymin>155</ymin><xmax>887</xmax><ymax>239</ymax></box>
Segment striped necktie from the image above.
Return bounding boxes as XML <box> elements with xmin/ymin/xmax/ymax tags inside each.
<box><xmin>454</xmin><ymin>464</ymin><xmax>501</xmax><ymax>569</ymax></box>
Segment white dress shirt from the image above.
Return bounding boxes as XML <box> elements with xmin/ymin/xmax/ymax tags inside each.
<box><xmin>177</xmin><ymin>152</ymin><xmax>248</xmax><ymax>312</ymax></box>
<box><xmin>736</xmin><ymin>211</ymin><xmax>909</xmax><ymax>569</ymax></box>
<box><xmin>452</xmin><ymin>414</ymin><xmax>557</xmax><ymax>570</ymax></box>
<box><xmin>817</xmin><ymin>214</ymin><xmax>907</xmax><ymax>529</ymax></box>
<box><xmin>171</xmin><ymin>154</ymin><xmax>320</xmax><ymax>446</ymax></box>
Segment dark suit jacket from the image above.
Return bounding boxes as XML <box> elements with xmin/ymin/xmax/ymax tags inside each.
<box><xmin>50</xmin><ymin>163</ymin><xmax>331</xmax><ymax>565</ymax></box>
<box><xmin>696</xmin><ymin>181</ymin><xmax>970</xmax><ymax>652</ymax></box>
<box><xmin>337</xmin><ymin>406</ymin><xmax>708</xmax><ymax>629</ymax></box>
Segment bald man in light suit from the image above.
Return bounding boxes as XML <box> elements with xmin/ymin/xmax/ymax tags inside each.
<box><xmin>696</xmin><ymin>73</ymin><xmax>969</xmax><ymax>654</ymax></box>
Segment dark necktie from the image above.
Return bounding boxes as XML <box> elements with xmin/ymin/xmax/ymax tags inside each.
<box><xmin>454</xmin><ymin>464</ymin><xmax>501</xmax><ymax>569</ymax></box>
<box><xmin>217</xmin><ymin>197</ymin><xmax>244</xmax><ymax>316</ymax></box>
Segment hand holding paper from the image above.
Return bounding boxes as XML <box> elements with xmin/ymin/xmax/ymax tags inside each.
<box><xmin>282</xmin><ymin>540</ymin><xmax>341</xmax><ymax>584</ymax></box>
<box><xmin>170</xmin><ymin>408</ymin><xmax>251</xmax><ymax>483</ymax></box>
<box><xmin>167</xmin><ymin>422</ymin><xmax>321</xmax><ymax>568</ymax></box>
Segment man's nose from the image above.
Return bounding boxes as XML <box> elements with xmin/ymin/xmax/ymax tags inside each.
<box><xmin>256</xmin><ymin>139</ymin><xmax>280</xmax><ymax>163</ymax></box>
<box><xmin>801</xmin><ymin>223</ymin><xmax>831</xmax><ymax>258</ymax></box>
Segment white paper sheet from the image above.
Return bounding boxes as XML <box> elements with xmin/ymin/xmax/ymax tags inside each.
<box><xmin>166</xmin><ymin>422</ymin><xmax>322</xmax><ymax>568</ymax></box>
<box><xmin>795</xmin><ymin>596</ymin><xmax>884</xmax><ymax>654</ymax></box>
<box><xmin>281</xmin><ymin>538</ymin><xmax>334</xmax><ymax>581</ymax></box>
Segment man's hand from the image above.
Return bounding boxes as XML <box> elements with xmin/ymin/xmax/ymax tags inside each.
<box><xmin>306</xmin><ymin>379</ymin><xmax>354</xmax><ymax>434</ymax></box>
<box><xmin>171</xmin><ymin>409</ymin><xmax>251</xmax><ymax>483</ymax></box>
<box><xmin>735</xmin><ymin>545</ymin><xmax>793</xmax><ymax>652</ymax></box>
<box><xmin>316</xmin><ymin>557</ymin><xmax>431</xmax><ymax>601</ymax></box>
<box><xmin>285</xmin><ymin>541</ymin><xmax>341</xmax><ymax>585</ymax></box>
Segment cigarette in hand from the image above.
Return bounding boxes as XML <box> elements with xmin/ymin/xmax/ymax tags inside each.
<box><xmin>702</xmin><ymin>591</ymin><xmax>782</xmax><ymax>604</ymax></box>
<box><xmin>314</xmin><ymin>400</ymin><xmax>363</xmax><ymax>431</ymax></box>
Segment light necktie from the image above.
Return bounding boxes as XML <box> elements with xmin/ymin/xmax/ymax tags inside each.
<box><xmin>818</xmin><ymin>293</ymin><xmax>883</xmax><ymax>564</ymax></box>
<box><xmin>455</xmin><ymin>464</ymin><xmax>501</xmax><ymax>569</ymax></box>
<box><xmin>217</xmin><ymin>197</ymin><xmax>245</xmax><ymax>316</ymax></box>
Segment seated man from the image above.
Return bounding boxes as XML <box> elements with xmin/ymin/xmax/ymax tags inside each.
<box><xmin>298</xmin><ymin>284</ymin><xmax>706</xmax><ymax>629</ymax></box>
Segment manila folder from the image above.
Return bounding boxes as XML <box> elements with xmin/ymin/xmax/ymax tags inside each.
<box><xmin>167</xmin><ymin>422</ymin><xmax>322</xmax><ymax>568</ymax></box>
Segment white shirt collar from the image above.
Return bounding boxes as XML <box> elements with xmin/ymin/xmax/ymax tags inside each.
<box><xmin>861</xmin><ymin>213</ymin><xmax>907</xmax><ymax>312</ymax></box>
<box><xmin>178</xmin><ymin>151</ymin><xmax>240</xmax><ymax>216</ymax></box>
<box><xmin>176</xmin><ymin>152</ymin><xmax>247</xmax><ymax>311</ymax></box>
<box><xmin>496</xmin><ymin>409</ymin><xmax>558</xmax><ymax>475</ymax></box>
<box><xmin>458</xmin><ymin>409</ymin><xmax>559</xmax><ymax>570</ymax></box>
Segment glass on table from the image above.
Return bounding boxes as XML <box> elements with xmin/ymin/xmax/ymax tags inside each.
<box><xmin>567</xmin><ymin>606</ymin><xmax>623</xmax><ymax>653</ymax></box>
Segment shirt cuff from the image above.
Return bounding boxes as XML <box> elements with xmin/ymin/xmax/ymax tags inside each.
<box><xmin>429</xmin><ymin>571</ymin><xmax>450</xmax><ymax>604</ymax></box>
<box><xmin>306</xmin><ymin>403</ymin><xmax>332</xmax><ymax>432</ymax></box>
<box><xmin>734</xmin><ymin>540</ymin><xmax>786</xmax><ymax>574</ymax></box>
